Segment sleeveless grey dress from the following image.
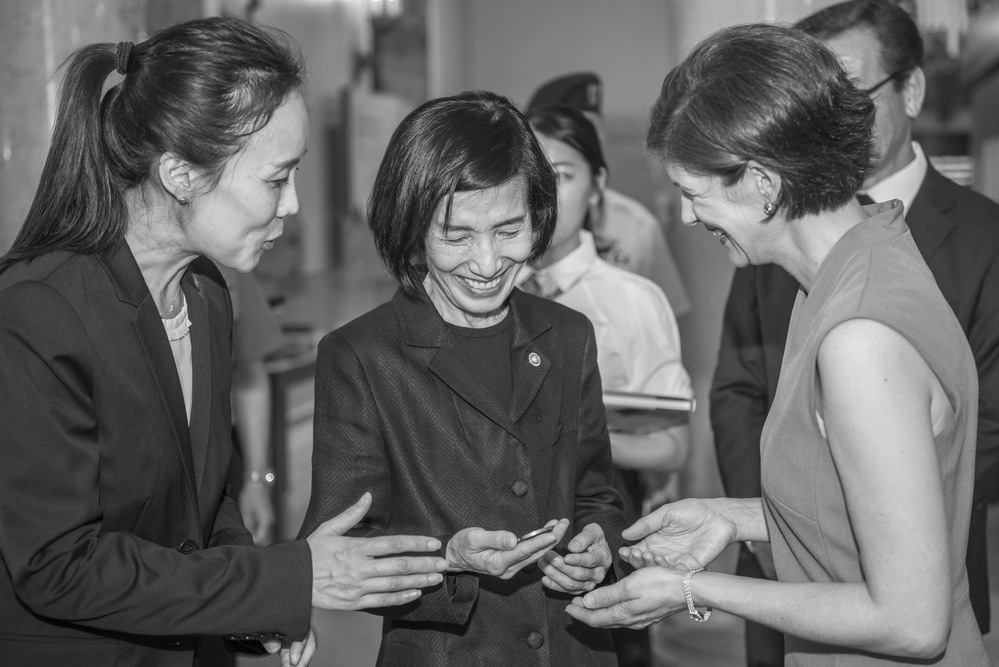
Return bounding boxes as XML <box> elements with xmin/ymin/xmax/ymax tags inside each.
<box><xmin>760</xmin><ymin>201</ymin><xmax>990</xmax><ymax>665</ymax></box>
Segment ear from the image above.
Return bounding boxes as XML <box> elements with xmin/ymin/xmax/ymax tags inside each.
<box><xmin>745</xmin><ymin>160</ymin><xmax>782</xmax><ymax>205</ymax></box>
<box><xmin>901</xmin><ymin>67</ymin><xmax>926</xmax><ymax>119</ymax></box>
<box><xmin>157</xmin><ymin>153</ymin><xmax>202</xmax><ymax>204</ymax></box>
<box><xmin>593</xmin><ymin>166</ymin><xmax>608</xmax><ymax>201</ymax></box>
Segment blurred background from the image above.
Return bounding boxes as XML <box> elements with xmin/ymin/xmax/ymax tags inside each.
<box><xmin>3</xmin><ymin>0</ymin><xmax>999</xmax><ymax>664</ymax></box>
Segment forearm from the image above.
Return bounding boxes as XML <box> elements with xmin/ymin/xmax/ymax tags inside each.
<box><xmin>609</xmin><ymin>425</ymin><xmax>689</xmax><ymax>472</ymax></box>
<box><xmin>233</xmin><ymin>361</ymin><xmax>272</xmax><ymax>473</ymax></box>
<box><xmin>690</xmin><ymin>571</ymin><xmax>945</xmax><ymax>658</ymax></box>
<box><xmin>716</xmin><ymin>497</ymin><xmax>769</xmax><ymax>543</ymax></box>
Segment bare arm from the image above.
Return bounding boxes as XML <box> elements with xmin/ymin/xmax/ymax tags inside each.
<box><xmin>579</xmin><ymin>319</ymin><xmax>954</xmax><ymax>660</ymax></box>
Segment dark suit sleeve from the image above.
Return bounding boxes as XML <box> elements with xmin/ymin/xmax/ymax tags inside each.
<box><xmin>969</xmin><ymin>251</ymin><xmax>999</xmax><ymax>502</ymax></box>
<box><xmin>572</xmin><ymin>319</ymin><xmax>629</xmax><ymax>567</ymax></box>
<box><xmin>0</xmin><ymin>281</ymin><xmax>312</xmax><ymax>640</ymax></box>
<box><xmin>301</xmin><ymin>332</ymin><xmax>478</xmax><ymax>625</ymax></box>
<box><xmin>709</xmin><ymin>267</ymin><xmax>769</xmax><ymax>498</ymax></box>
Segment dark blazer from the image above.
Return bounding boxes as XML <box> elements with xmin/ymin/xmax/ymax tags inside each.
<box><xmin>299</xmin><ymin>286</ymin><xmax>627</xmax><ymax>667</ymax></box>
<box><xmin>0</xmin><ymin>245</ymin><xmax>312</xmax><ymax>667</ymax></box>
<box><xmin>710</xmin><ymin>163</ymin><xmax>999</xmax><ymax>635</ymax></box>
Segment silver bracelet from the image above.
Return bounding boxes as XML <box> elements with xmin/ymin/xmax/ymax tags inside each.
<box><xmin>247</xmin><ymin>468</ymin><xmax>276</xmax><ymax>488</ymax></box>
<box><xmin>683</xmin><ymin>567</ymin><xmax>712</xmax><ymax>622</ymax></box>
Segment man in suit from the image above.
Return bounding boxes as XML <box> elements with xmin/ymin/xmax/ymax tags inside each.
<box><xmin>710</xmin><ymin>2</ymin><xmax>999</xmax><ymax>664</ymax></box>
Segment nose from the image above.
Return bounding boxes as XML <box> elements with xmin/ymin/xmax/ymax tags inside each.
<box><xmin>469</xmin><ymin>235</ymin><xmax>500</xmax><ymax>277</ymax></box>
<box><xmin>679</xmin><ymin>197</ymin><xmax>698</xmax><ymax>227</ymax></box>
<box><xmin>277</xmin><ymin>177</ymin><xmax>300</xmax><ymax>220</ymax></box>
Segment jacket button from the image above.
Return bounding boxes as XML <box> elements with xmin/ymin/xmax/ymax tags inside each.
<box><xmin>511</xmin><ymin>480</ymin><xmax>529</xmax><ymax>497</ymax></box>
<box><xmin>527</xmin><ymin>631</ymin><xmax>544</xmax><ymax>649</ymax></box>
<box><xmin>177</xmin><ymin>539</ymin><xmax>200</xmax><ymax>555</ymax></box>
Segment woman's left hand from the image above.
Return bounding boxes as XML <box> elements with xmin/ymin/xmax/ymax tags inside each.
<box><xmin>540</xmin><ymin>523</ymin><xmax>612</xmax><ymax>594</ymax></box>
<box><xmin>565</xmin><ymin>566</ymin><xmax>685</xmax><ymax>629</ymax></box>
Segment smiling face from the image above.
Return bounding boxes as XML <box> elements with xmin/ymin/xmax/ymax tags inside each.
<box><xmin>423</xmin><ymin>177</ymin><xmax>534</xmax><ymax>328</ymax></box>
<box><xmin>183</xmin><ymin>92</ymin><xmax>310</xmax><ymax>272</ymax></box>
<box><xmin>534</xmin><ymin>132</ymin><xmax>605</xmax><ymax>267</ymax></box>
<box><xmin>668</xmin><ymin>163</ymin><xmax>776</xmax><ymax>267</ymax></box>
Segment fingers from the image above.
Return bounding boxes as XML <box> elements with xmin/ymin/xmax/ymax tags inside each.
<box><xmin>367</xmin><ymin>554</ymin><xmax>449</xmax><ymax>578</ymax></box>
<box><xmin>263</xmin><ymin>639</ymin><xmax>282</xmax><ymax>654</ymax></box>
<box><xmin>580</xmin><ymin>579</ymin><xmax>629</xmax><ymax>610</ymax></box>
<box><xmin>352</xmin><ymin>588</ymin><xmax>427</xmax><ymax>609</ymax></box>
<box><xmin>621</xmin><ymin>509</ymin><xmax>664</xmax><ymax>541</ymax></box>
<box><xmin>619</xmin><ymin>545</ymin><xmax>659</xmax><ymax>569</ymax></box>
<box><xmin>565</xmin><ymin>598</ymin><xmax>627</xmax><ymax>628</ymax></box>
<box><xmin>356</xmin><ymin>533</ymin><xmax>443</xmax><ymax>557</ymax></box>
<box><xmin>364</xmin><ymin>570</ymin><xmax>446</xmax><ymax>594</ymax></box>
<box><xmin>567</xmin><ymin>522</ymin><xmax>603</xmax><ymax>553</ymax></box>
<box><xmin>539</xmin><ymin>552</ymin><xmax>602</xmax><ymax>594</ymax></box>
<box><xmin>320</xmin><ymin>492</ymin><xmax>372</xmax><ymax>536</ymax></box>
<box><xmin>285</xmin><ymin>629</ymin><xmax>317</xmax><ymax>667</ymax></box>
<box><xmin>481</xmin><ymin>529</ymin><xmax>520</xmax><ymax>551</ymax></box>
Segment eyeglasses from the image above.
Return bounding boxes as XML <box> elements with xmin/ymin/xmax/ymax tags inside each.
<box><xmin>863</xmin><ymin>71</ymin><xmax>903</xmax><ymax>96</ymax></box>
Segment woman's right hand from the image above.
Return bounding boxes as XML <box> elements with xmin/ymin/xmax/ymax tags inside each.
<box><xmin>306</xmin><ymin>493</ymin><xmax>449</xmax><ymax>610</ymax></box>
<box><xmin>446</xmin><ymin>519</ymin><xmax>569</xmax><ymax>579</ymax></box>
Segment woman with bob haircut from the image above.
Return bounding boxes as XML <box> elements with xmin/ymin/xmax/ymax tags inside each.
<box><xmin>299</xmin><ymin>89</ymin><xmax>628</xmax><ymax>667</ymax></box>
<box><xmin>0</xmin><ymin>16</ymin><xmax>447</xmax><ymax>667</ymax></box>
<box><xmin>567</xmin><ymin>23</ymin><xmax>989</xmax><ymax>664</ymax></box>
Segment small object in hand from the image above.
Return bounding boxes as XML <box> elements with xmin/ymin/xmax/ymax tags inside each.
<box><xmin>517</xmin><ymin>525</ymin><xmax>556</xmax><ymax>543</ymax></box>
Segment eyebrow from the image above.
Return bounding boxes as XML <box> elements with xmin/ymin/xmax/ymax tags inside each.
<box><xmin>446</xmin><ymin>215</ymin><xmax>527</xmax><ymax>232</ymax></box>
<box><xmin>269</xmin><ymin>149</ymin><xmax>308</xmax><ymax>173</ymax></box>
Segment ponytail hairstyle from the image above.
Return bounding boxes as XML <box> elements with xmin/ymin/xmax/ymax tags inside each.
<box><xmin>0</xmin><ymin>16</ymin><xmax>305</xmax><ymax>273</ymax></box>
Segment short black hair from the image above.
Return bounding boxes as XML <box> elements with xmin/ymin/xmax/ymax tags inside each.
<box><xmin>646</xmin><ymin>22</ymin><xmax>876</xmax><ymax>220</ymax></box>
<box><xmin>796</xmin><ymin>0</ymin><xmax>923</xmax><ymax>92</ymax></box>
<box><xmin>368</xmin><ymin>90</ymin><xmax>559</xmax><ymax>293</ymax></box>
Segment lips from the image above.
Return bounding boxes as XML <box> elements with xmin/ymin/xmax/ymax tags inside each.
<box><xmin>459</xmin><ymin>275</ymin><xmax>502</xmax><ymax>292</ymax></box>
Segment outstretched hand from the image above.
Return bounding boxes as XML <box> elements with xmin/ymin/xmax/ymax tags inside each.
<box><xmin>618</xmin><ymin>498</ymin><xmax>737</xmax><ymax>570</ymax></box>
<box><xmin>446</xmin><ymin>519</ymin><xmax>569</xmax><ymax>579</ymax></box>
<box><xmin>565</xmin><ymin>566</ymin><xmax>686</xmax><ymax>630</ymax></box>
<box><xmin>306</xmin><ymin>493</ymin><xmax>448</xmax><ymax>610</ymax></box>
<box><xmin>540</xmin><ymin>522</ymin><xmax>611</xmax><ymax>594</ymax></box>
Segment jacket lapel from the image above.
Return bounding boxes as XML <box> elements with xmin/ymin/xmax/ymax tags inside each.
<box><xmin>508</xmin><ymin>291</ymin><xmax>553</xmax><ymax>424</ymax></box>
<box><xmin>184</xmin><ymin>270</ymin><xmax>212</xmax><ymax>505</ymax></box>
<box><xmin>907</xmin><ymin>164</ymin><xmax>959</xmax><ymax>309</ymax></box>
<box><xmin>908</xmin><ymin>164</ymin><xmax>956</xmax><ymax>263</ymax></box>
<box><xmin>102</xmin><ymin>244</ymin><xmax>200</xmax><ymax>507</ymax></box>
<box><xmin>394</xmin><ymin>288</ymin><xmax>553</xmax><ymax>440</ymax></box>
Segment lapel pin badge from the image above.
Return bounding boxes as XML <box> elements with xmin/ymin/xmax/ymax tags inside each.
<box><xmin>528</xmin><ymin>352</ymin><xmax>541</xmax><ymax>367</ymax></box>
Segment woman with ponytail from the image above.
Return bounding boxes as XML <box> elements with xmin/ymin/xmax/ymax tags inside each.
<box><xmin>0</xmin><ymin>16</ymin><xmax>446</xmax><ymax>667</ymax></box>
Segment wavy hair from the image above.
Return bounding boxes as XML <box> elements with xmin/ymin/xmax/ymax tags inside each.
<box><xmin>646</xmin><ymin>22</ymin><xmax>876</xmax><ymax>220</ymax></box>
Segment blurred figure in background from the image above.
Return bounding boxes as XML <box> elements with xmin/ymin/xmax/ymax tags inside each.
<box><xmin>526</xmin><ymin>72</ymin><xmax>692</xmax><ymax>320</ymax></box>
<box><xmin>526</xmin><ymin>102</ymin><xmax>693</xmax><ymax>667</ymax></box>
<box><xmin>711</xmin><ymin>2</ymin><xmax>999</xmax><ymax>664</ymax></box>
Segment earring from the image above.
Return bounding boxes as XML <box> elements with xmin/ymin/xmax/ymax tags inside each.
<box><xmin>763</xmin><ymin>200</ymin><xmax>776</xmax><ymax>216</ymax></box>
<box><xmin>178</xmin><ymin>196</ymin><xmax>189</xmax><ymax>205</ymax></box>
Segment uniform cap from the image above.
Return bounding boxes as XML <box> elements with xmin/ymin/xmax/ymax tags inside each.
<box><xmin>526</xmin><ymin>72</ymin><xmax>602</xmax><ymax>116</ymax></box>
